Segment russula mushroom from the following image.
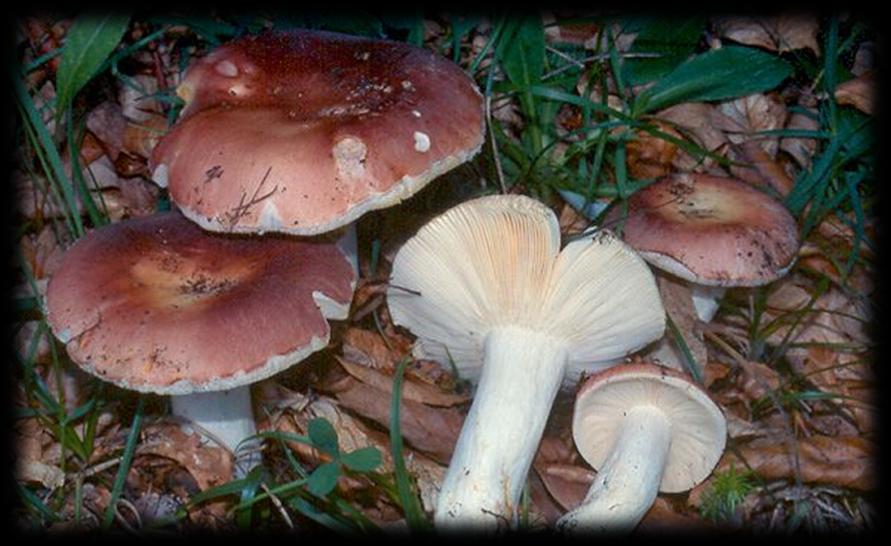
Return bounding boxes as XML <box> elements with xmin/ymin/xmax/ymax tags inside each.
<box><xmin>557</xmin><ymin>363</ymin><xmax>726</xmax><ymax>534</ymax></box>
<box><xmin>44</xmin><ymin>212</ymin><xmax>357</xmax><ymax>476</ymax></box>
<box><xmin>604</xmin><ymin>173</ymin><xmax>801</xmax><ymax>322</ymax></box>
<box><xmin>149</xmin><ymin>29</ymin><xmax>485</xmax><ymax>236</ymax></box>
<box><xmin>386</xmin><ymin>194</ymin><xmax>666</xmax><ymax>529</ymax></box>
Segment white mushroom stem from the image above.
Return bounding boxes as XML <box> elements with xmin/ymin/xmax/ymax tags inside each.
<box><xmin>170</xmin><ymin>386</ymin><xmax>262</xmax><ymax>479</ymax></box>
<box><xmin>557</xmin><ymin>405</ymin><xmax>672</xmax><ymax>534</ymax></box>
<box><xmin>690</xmin><ymin>284</ymin><xmax>726</xmax><ymax>323</ymax></box>
<box><xmin>434</xmin><ymin>325</ymin><xmax>568</xmax><ymax>530</ymax></box>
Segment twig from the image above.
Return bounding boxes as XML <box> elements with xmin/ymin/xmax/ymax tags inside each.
<box><xmin>541</xmin><ymin>51</ymin><xmax>664</xmax><ymax>80</ymax></box>
<box><xmin>704</xmin><ymin>329</ymin><xmax>805</xmax><ymax>492</ymax></box>
<box><xmin>260</xmin><ymin>482</ymin><xmax>294</xmax><ymax>529</ymax></box>
<box><xmin>223</xmin><ymin>167</ymin><xmax>279</xmax><ymax>228</ymax></box>
<box><xmin>114</xmin><ymin>497</ymin><xmax>143</xmax><ymax>533</ymax></box>
<box><xmin>78</xmin><ymin>457</ymin><xmax>123</xmax><ymax>479</ymax></box>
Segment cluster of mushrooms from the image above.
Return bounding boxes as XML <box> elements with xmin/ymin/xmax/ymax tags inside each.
<box><xmin>43</xmin><ymin>29</ymin><xmax>802</xmax><ymax>534</ymax></box>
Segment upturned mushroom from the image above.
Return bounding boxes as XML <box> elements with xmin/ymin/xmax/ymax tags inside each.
<box><xmin>44</xmin><ymin>212</ymin><xmax>357</xmax><ymax>477</ymax></box>
<box><xmin>386</xmin><ymin>194</ymin><xmax>666</xmax><ymax>529</ymax></box>
<box><xmin>150</xmin><ymin>29</ymin><xmax>485</xmax><ymax>236</ymax></box>
<box><xmin>604</xmin><ymin>173</ymin><xmax>801</xmax><ymax>322</ymax></box>
<box><xmin>556</xmin><ymin>363</ymin><xmax>726</xmax><ymax>534</ymax></box>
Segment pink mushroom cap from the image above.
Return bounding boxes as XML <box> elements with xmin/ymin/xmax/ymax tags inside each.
<box><xmin>44</xmin><ymin>211</ymin><xmax>357</xmax><ymax>394</ymax></box>
<box><xmin>604</xmin><ymin>173</ymin><xmax>801</xmax><ymax>287</ymax></box>
<box><xmin>150</xmin><ymin>29</ymin><xmax>485</xmax><ymax>236</ymax></box>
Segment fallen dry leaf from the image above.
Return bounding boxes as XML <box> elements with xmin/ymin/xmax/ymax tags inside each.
<box><xmin>543</xmin><ymin>15</ymin><xmax>635</xmax><ymax>51</ymax></box>
<box><xmin>655</xmin><ymin>102</ymin><xmax>728</xmax><ymax>171</ymax></box>
<box><xmin>118</xmin><ymin>73</ymin><xmax>165</xmax><ymax>122</ymax></box>
<box><xmin>16</xmin><ymin>170</ymin><xmax>74</xmax><ymax>221</ymax></box>
<box><xmin>851</xmin><ymin>41</ymin><xmax>875</xmax><ymax>77</ymax></box>
<box><xmin>19</xmin><ymin>223</ymin><xmax>68</xmax><ymax>280</ymax></box>
<box><xmin>340</xmin><ymin>326</ymin><xmax>405</xmax><ymax>372</ymax></box>
<box><xmin>31</xmin><ymin>81</ymin><xmax>58</xmax><ymax>133</ymax></box>
<box><xmin>49</xmin><ymin>483</ymin><xmax>111</xmax><ymax>532</ymax></box>
<box><xmin>534</xmin><ymin>462</ymin><xmax>593</xmax><ymax>512</ymax></box>
<box><xmin>723</xmin><ymin>412</ymin><xmax>784</xmax><ymax>440</ymax></box>
<box><xmin>714</xmin><ymin>15</ymin><xmax>820</xmax><ymax>55</ymax></box>
<box><xmin>637</xmin><ymin>497</ymin><xmax>715</xmax><ymax>533</ymax></box>
<box><xmin>137</xmin><ymin>421</ymin><xmax>233</xmax><ymax>491</ymax></box>
<box><xmin>324</xmin><ymin>375</ymin><xmax>464</xmax><ymax>464</ymax></box>
<box><xmin>714</xmin><ymin>93</ymin><xmax>787</xmax><ymax>156</ymax></box>
<box><xmin>764</xmin><ymin>283</ymin><xmax>871</xmax><ymax>363</ymax></box>
<box><xmin>717</xmin><ymin>434</ymin><xmax>874</xmax><ymax>491</ymax></box>
<box><xmin>20</xmin><ymin>17</ymin><xmax>66</xmax><ymax>76</ymax></box>
<box><xmin>336</xmin><ymin>357</ymin><xmax>469</xmax><ymax>408</ymax></box>
<box><xmin>728</xmin><ymin>141</ymin><xmax>795</xmax><ymax>196</ymax></box>
<box><xmin>15</xmin><ymin>417</ymin><xmax>65</xmax><ymax>488</ymax></box>
<box><xmin>279</xmin><ymin>395</ymin><xmax>446</xmax><ymax>513</ymax></box>
<box><xmin>835</xmin><ymin>71</ymin><xmax>875</xmax><ymax>115</ymax></box>
<box><xmin>737</xmin><ymin>359</ymin><xmax>782</xmax><ymax>403</ymax></box>
<box><xmin>779</xmin><ymin>107</ymin><xmax>820</xmax><ymax>168</ymax></box>
<box><xmin>627</xmin><ymin>122</ymin><xmax>681</xmax><ymax>179</ymax></box>
<box><xmin>536</xmin><ymin>462</ymin><xmax>714</xmax><ymax>532</ymax></box>
<box><xmin>108</xmin><ymin>177</ymin><xmax>161</xmax><ymax>220</ymax></box>
<box><xmin>86</xmin><ymin>101</ymin><xmax>129</xmax><ymax>161</ymax></box>
<box><xmin>121</xmin><ymin>113</ymin><xmax>168</xmax><ymax>159</ymax></box>
<box><xmin>557</xmin><ymin>198</ymin><xmax>594</xmax><ymax>236</ymax></box>
<box><xmin>75</xmin><ymin>154</ymin><xmax>122</xmax><ymax>190</ymax></box>
<box><xmin>132</xmin><ymin>491</ymin><xmax>185</xmax><ymax>526</ymax></box>
<box><xmin>18</xmin><ymin>460</ymin><xmax>66</xmax><ymax>490</ymax></box>
<box><xmin>643</xmin><ymin>274</ymin><xmax>707</xmax><ymax>377</ymax></box>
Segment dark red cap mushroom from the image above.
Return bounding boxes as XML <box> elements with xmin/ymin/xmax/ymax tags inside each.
<box><xmin>150</xmin><ymin>29</ymin><xmax>485</xmax><ymax>236</ymax></box>
<box><xmin>45</xmin><ymin>211</ymin><xmax>356</xmax><ymax>394</ymax></box>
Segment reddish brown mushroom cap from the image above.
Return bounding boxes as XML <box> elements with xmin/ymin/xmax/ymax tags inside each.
<box><xmin>44</xmin><ymin>212</ymin><xmax>356</xmax><ymax>394</ymax></box>
<box><xmin>149</xmin><ymin>30</ymin><xmax>485</xmax><ymax>236</ymax></box>
<box><xmin>604</xmin><ymin>173</ymin><xmax>801</xmax><ymax>286</ymax></box>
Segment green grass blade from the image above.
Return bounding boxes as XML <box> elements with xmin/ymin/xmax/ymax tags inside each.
<box><xmin>55</xmin><ymin>13</ymin><xmax>131</xmax><ymax>117</ymax></box>
<box><xmin>189</xmin><ymin>469</ymin><xmax>263</xmax><ymax>506</ymax></box>
<box><xmin>13</xmin><ymin>77</ymin><xmax>84</xmax><ymax>237</ymax></box>
<box><xmin>233</xmin><ymin>477</ymin><xmax>309</xmax><ymax>511</ymax></box>
<box><xmin>389</xmin><ymin>357</ymin><xmax>428</xmax><ymax>530</ymax></box>
<box><xmin>66</xmin><ymin>110</ymin><xmax>107</xmax><ymax>228</ymax></box>
<box><xmin>666</xmin><ymin>313</ymin><xmax>703</xmax><ymax>383</ymax></box>
<box><xmin>288</xmin><ymin>496</ymin><xmax>356</xmax><ymax>533</ymax></box>
<box><xmin>633</xmin><ymin>46</ymin><xmax>792</xmax><ymax>115</ymax></box>
<box><xmin>101</xmin><ymin>396</ymin><xmax>144</xmax><ymax>529</ymax></box>
<box><xmin>621</xmin><ymin>16</ymin><xmax>705</xmax><ymax>86</ymax></box>
<box><xmin>785</xmin><ymin>137</ymin><xmax>841</xmax><ymax>216</ymax></box>
<box><xmin>496</xmin><ymin>16</ymin><xmax>546</xmax><ymax>155</ymax></box>
<box><xmin>18</xmin><ymin>482</ymin><xmax>60</xmax><ymax>524</ymax></box>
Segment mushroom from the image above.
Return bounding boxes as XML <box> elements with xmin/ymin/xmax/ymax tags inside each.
<box><xmin>556</xmin><ymin>363</ymin><xmax>726</xmax><ymax>534</ymax></box>
<box><xmin>44</xmin><ymin>211</ymin><xmax>357</xmax><ymax>477</ymax></box>
<box><xmin>386</xmin><ymin>194</ymin><xmax>666</xmax><ymax>529</ymax></box>
<box><xmin>604</xmin><ymin>173</ymin><xmax>801</xmax><ymax>322</ymax></box>
<box><xmin>149</xmin><ymin>29</ymin><xmax>485</xmax><ymax>236</ymax></box>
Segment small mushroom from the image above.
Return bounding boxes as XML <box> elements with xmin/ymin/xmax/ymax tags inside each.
<box><xmin>387</xmin><ymin>194</ymin><xmax>666</xmax><ymax>530</ymax></box>
<box><xmin>605</xmin><ymin>173</ymin><xmax>801</xmax><ymax>322</ymax></box>
<box><xmin>150</xmin><ymin>29</ymin><xmax>485</xmax><ymax>236</ymax></box>
<box><xmin>44</xmin><ymin>212</ymin><xmax>357</xmax><ymax>477</ymax></box>
<box><xmin>556</xmin><ymin>363</ymin><xmax>726</xmax><ymax>534</ymax></box>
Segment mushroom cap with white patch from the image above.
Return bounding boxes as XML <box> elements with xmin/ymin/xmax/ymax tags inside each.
<box><xmin>387</xmin><ymin>194</ymin><xmax>666</xmax><ymax>387</ymax></box>
<box><xmin>149</xmin><ymin>29</ymin><xmax>485</xmax><ymax>236</ymax></box>
<box><xmin>604</xmin><ymin>173</ymin><xmax>801</xmax><ymax>287</ymax></box>
<box><xmin>572</xmin><ymin>363</ymin><xmax>726</xmax><ymax>493</ymax></box>
<box><xmin>44</xmin><ymin>211</ymin><xmax>357</xmax><ymax>395</ymax></box>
